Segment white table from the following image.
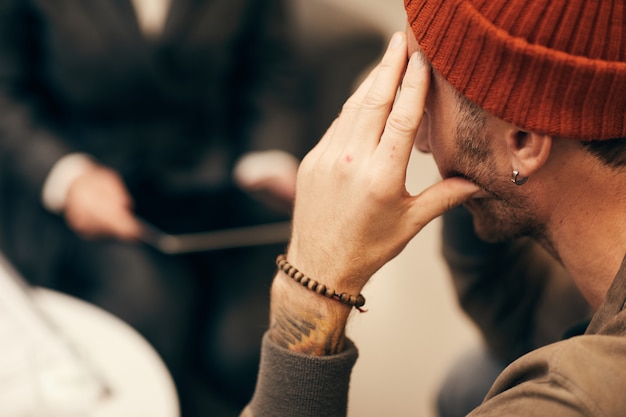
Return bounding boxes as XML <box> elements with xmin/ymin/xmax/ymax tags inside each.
<box><xmin>0</xmin><ymin>258</ymin><xmax>180</xmax><ymax>417</ymax></box>
<box><xmin>30</xmin><ymin>288</ymin><xmax>180</xmax><ymax>417</ymax></box>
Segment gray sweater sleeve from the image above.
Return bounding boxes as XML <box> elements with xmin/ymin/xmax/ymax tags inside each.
<box><xmin>241</xmin><ymin>332</ymin><xmax>359</xmax><ymax>417</ymax></box>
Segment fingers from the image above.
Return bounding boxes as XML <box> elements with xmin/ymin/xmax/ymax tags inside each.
<box><xmin>307</xmin><ymin>51</ymin><xmax>379</xmax><ymax>162</ymax></box>
<box><xmin>319</xmin><ymin>32</ymin><xmax>409</xmax><ymax>159</ymax></box>
<box><xmin>344</xmin><ymin>32</ymin><xmax>409</xmax><ymax>155</ymax></box>
<box><xmin>109</xmin><ymin>210</ymin><xmax>143</xmax><ymax>241</ymax></box>
<box><xmin>341</xmin><ymin>32</ymin><xmax>405</xmax><ymax>116</ymax></box>
<box><xmin>65</xmin><ymin>166</ymin><xmax>143</xmax><ymax>241</ymax></box>
<box><xmin>97</xmin><ymin>187</ymin><xmax>143</xmax><ymax>241</ymax></box>
<box><xmin>375</xmin><ymin>52</ymin><xmax>430</xmax><ymax>182</ymax></box>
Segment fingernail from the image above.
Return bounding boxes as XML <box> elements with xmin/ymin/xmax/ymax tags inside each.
<box><xmin>389</xmin><ymin>32</ymin><xmax>403</xmax><ymax>49</ymax></box>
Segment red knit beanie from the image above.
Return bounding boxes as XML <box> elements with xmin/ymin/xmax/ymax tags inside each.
<box><xmin>405</xmin><ymin>0</ymin><xmax>626</xmax><ymax>140</ymax></box>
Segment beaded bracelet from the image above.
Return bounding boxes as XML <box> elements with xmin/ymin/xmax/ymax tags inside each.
<box><xmin>276</xmin><ymin>254</ymin><xmax>367</xmax><ymax>312</ymax></box>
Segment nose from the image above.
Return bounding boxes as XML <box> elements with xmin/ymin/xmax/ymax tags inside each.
<box><xmin>413</xmin><ymin>112</ymin><xmax>431</xmax><ymax>153</ymax></box>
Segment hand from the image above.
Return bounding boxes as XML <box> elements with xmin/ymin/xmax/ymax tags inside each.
<box><xmin>269</xmin><ymin>32</ymin><xmax>480</xmax><ymax>355</ymax></box>
<box><xmin>64</xmin><ymin>165</ymin><xmax>143</xmax><ymax>241</ymax></box>
<box><xmin>287</xmin><ymin>32</ymin><xmax>479</xmax><ymax>294</ymax></box>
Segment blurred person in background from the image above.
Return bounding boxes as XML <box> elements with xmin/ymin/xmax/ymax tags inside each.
<box><xmin>0</xmin><ymin>0</ymin><xmax>304</xmax><ymax>415</ymax></box>
<box><xmin>0</xmin><ymin>1</ymin><xmax>386</xmax><ymax>415</ymax></box>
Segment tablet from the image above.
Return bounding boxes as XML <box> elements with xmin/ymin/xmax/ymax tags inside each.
<box><xmin>133</xmin><ymin>187</ymin><xmax>292</xmax><ymax>254</ymax></box>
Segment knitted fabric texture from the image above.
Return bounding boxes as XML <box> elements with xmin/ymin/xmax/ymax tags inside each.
<box><xmin>405</xmin><ymin>0</ymin><xmax>626</xmax><ymax>140</ymax></box>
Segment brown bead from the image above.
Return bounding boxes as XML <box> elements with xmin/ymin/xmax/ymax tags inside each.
<box><xmin>356</xmin><ymin>294</ymin><xmax>366</xmax><ymax>307</ymax></box>
<box><xmin>276</xmin><ymin>254</ymin><xmax>366</xmax><ymax>311</ymax></box>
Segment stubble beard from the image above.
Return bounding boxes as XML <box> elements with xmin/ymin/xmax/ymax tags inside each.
<box><xmin>464</xmin><ymin>189</ymin><xmax>542</xmax><ymax>243</ymax></box>
<box><xmin>453</xmin><ymin>101</ymin><xmax>547</xmax><ymax>244</ymax></box>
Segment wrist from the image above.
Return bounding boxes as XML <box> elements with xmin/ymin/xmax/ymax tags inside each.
<box><xmin>276</xmin><ymin>255</ymin><xmax>366</xmax><ymax>310</ymax></box>
<box><xmin>286</xmin><ymin>240</ymin><xmax>370</xmax><ymax>297</ymax></box>
<box><xmin>268</xmin><ymin>270</ymin><xmax>353</xmax><ymax>356</ymax></box>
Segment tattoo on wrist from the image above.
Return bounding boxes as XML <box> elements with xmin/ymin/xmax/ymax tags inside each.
<box><xmin>269</xmin><ymin>306</ymin><xmax>345</xmax><ymax>355</ymax></box>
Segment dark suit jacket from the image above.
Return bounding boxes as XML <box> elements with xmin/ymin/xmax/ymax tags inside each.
<box><xmin>0</xmin><ymin>0</ymin><xmax>303</xmax><ymax>202</ymax></box>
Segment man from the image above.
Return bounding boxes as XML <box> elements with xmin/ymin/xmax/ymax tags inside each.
<box><xmin>241</xmin><ymin>0</ymin><xmax>626</xmax><ymax>415</ymax></box>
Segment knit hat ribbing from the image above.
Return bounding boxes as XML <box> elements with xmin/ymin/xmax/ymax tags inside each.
<box><xmin>405</xmin><ymin>0</ymin><xmax>626</xmax><ymax>140</ymax></box>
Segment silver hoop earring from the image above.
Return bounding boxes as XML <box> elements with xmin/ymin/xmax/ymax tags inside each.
<box><xmin>511</xmin><ymin>170</ymin><xmax>528</xmax><ymax>186</ymax></box>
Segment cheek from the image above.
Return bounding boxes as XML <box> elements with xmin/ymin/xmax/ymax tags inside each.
<box><xmin>430</xmin><ymin>136</ymin><xmax>454</xmax><ymax>175</ymax></box>
<box><xmin>427</xmin><ymin>116</ymin><xmax>457</xmax><ymax>169</ymax></box>
<box><xmin>424</xmin><ymin>129</ymin><xmax>459</xmax><ymax>179</ymax></box>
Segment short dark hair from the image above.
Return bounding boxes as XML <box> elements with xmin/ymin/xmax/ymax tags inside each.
<box><xmin>580</xmin><ymin>138</ymin><xmax>626</xmax><ymax>168</ymax></box>
<box><xmin>455</xmin><ymin>93</ymin><xmax>489</xmax><ymax>162</ymax></box>
<box><xmin>452</xmin><ymin>81</ymin><xmax>626</xmax><ymax>169</ymax></box>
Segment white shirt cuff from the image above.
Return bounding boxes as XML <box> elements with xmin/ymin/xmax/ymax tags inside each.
<box><xmin>233</xmin><ymin>150</ymin><xmax>299</xmax><ymax>189</ymax></box>
<box><xmin>41</xmin><ymin>153</ymin><xmax>96</xmax><ymax>214</ymax></box>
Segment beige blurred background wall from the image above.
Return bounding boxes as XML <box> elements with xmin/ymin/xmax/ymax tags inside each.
<box><xmin>306</xmin><ymin>1</ymin><xmax>483</xmax><ymax>416</ymax></box>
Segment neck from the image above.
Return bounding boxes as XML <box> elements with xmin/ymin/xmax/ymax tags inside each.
<box><xmin>539</xmin><ymin>151</ymin><xmax>626</xmax><ymax>309</ymax></box>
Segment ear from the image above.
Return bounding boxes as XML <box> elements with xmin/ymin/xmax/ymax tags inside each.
<box><xmin>506</xmin><ymin>129</ymin><xmax>552</xmax><ymax>179</ymax></box>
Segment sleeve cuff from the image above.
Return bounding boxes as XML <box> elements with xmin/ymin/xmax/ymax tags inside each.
<box><xmin>233</xmin><ymin>150</ymin><xmax>299</xmax><ymax>188</ymax></box>
<box><xmin>246</xmin><ymin>332</ymin><xmax>358</xmax><ymax>417</ymax></box>
<box><xmin>41</xmin><ymin>153</ymin><xmax>96</xmax><ymax>214</ymax></box>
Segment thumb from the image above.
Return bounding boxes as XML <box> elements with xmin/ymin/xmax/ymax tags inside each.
<box><xmin>110</xmin><ymin>212</ymin><xmax>143</xmax><ymax>241</ymax></box>
<box><xmin>408</xmin><ymin>177</ymin><xmax>481</xmax><ymax>229</ymax></box>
